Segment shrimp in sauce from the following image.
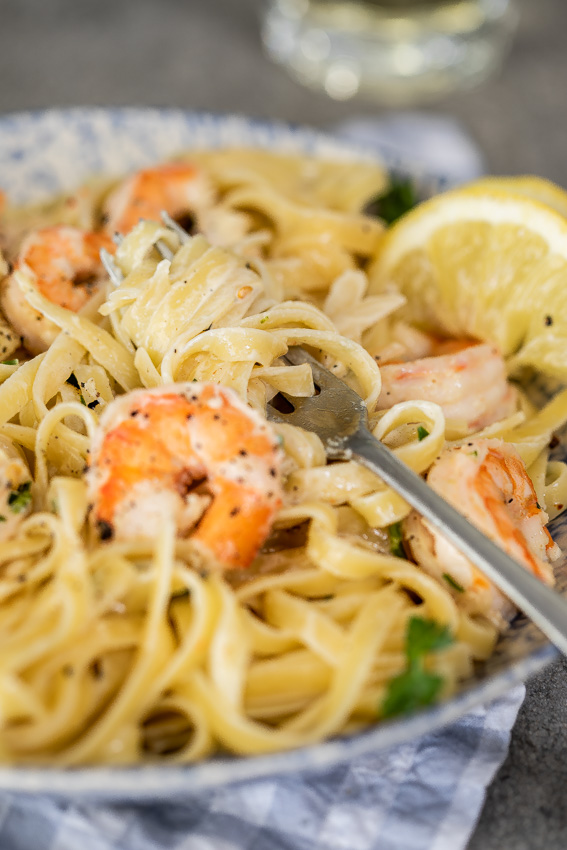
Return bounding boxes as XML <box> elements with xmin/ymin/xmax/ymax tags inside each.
<box><xmin>103</xmin><ymin>162</ymin><xmax>213</xmax><ymax>236</ymax></box>
<box><xmin>404</xmin><ymin>438</ymin><xmax>560</xmax><ymax>628</ymax></box>
<box><xmin>0</xmin><ymin>225</ymin><xmax>114</xmax><ymax>354</ymax></box>
<box><xmin>102</xmin><ymin>161</ymin><xmax>250</xmax><ymax>247</ymax></box>
<box><xmin>87</xmin><ymin>383</ymin><xmax>283</xmax><ymax>570</ymax></box>
<box><xmin>377</xmin><ymin>340</ymin><xmax>517</xmax><ymax>435</ymax></box>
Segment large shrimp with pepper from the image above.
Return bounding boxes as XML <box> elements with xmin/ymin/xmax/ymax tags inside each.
<box><xmin>86</xmin><ymin>383</ymin><xmax>284</xmax><ymax>570</ymax></box>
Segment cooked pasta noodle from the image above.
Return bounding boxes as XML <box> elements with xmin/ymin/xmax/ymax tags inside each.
<box><xmin>0</xmin><ymin>148</ymin><xmax>564</xmax><ymax>765</ymax></box>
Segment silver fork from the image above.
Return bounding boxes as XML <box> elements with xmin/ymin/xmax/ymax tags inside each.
<box><xmin>268</xmin><ymin>346</ymin><xmax>567</xmax><ymax>655</ymax></box>
<box><xmin>100</xmin><ymin>211</ymin><xmax>188</xmax><ymax>283</ymax></box>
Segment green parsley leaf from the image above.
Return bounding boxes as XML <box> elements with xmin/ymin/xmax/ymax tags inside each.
<box><xmin>417</xmin><ymin>425</ymin><xmax>430</xmax><ymax>441</ymax></box>
<box><xmin>382</xmin><ymin>665</ymin><xmax>444</xmax><ymax>718</ymax></box>
<box><xmin>406</xmin><ymin>616</ymin><xmax>454</xmax><ymax>662</ymax></box>
<box><xmin>442</xmin><ymin>572</ymin><xmax>465</xmax><ymax>593</ymax></box>
<box><xmin>364</xmin><ymin>178</ymin><xmax>418</xmax><ymax>226</ymax></box>
<box><xmin>381</xmin><ymin>616</ymin><xmax>454</xmax><ymax>719</ymax></box>
<box><xmin>388</xmin><ymin>521</ymin><xmax>404</xmax><ymax>558</ymax></box>
<box><xmin>1</xmin><ymin>359</ymin><xmax>18</xmax><ymax>366</ymax></box>
<box><xmin>0</xmin><ymin>515</ymin><xmax>6</xmax><ymax>522</ymax></box>
<box><xmin>8</xmin><ymin>481</ymin><xmax>32</xmax><ymax>514</ymax></box>
<box><xmin>79</xmin><ymin>394</ymin><xmax>87</xmax><ymax>406</ymax></box>
<box><xmin>260</xmin><ymin>315</ymin><xmax>269</xmax><ymax>324</ymax></box>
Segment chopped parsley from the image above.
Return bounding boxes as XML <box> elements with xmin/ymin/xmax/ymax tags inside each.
<box><xmin>79</xmin><ymin>394</ymin><xmax>87</xmax><ymax>406</ymax></box>
<box><xmin>417</xmin><ymin>425</ymin><xmax>430</xmax><ymax>441</ymax></box>
<box><xmin>382</xmin><ymin>665</ymin><xmax>444</xmax><ymax>718</ymax></box>
<box><xmin>405</xmin><ymin>616</ymin><xmax>454</xmax><ymax>661</ymax></box>
<box><xmin>388</xmin><ymin>521</ymin><xmax>405</xmax><ymax>558</ymax></box>
<box><xmin>260</xmin><ymin>315</ymin><xmax>270</xmax><ymax>324</ymax></box>
<box><xmin>0</xmin><ymin>515</ymin><xmax>5</xmax><ymax>522</ymax></box>
<box><xmin>1</xmin><ymin>359</ymin><xmax>18</xmax><ymax>366</ymax></box>
<box><xmin>364</xmin><ymin>178</ymin><xmax>418</xmax><ymax>226</ymax></box>
<box><xmin>8</xmin><ymin>481</ymin><xmax>32</xmax><ymax>513</ymax></box>
<box><xmin>382</xmin><ymin>616</ymin><xmax>454</xmax><ymax>719</ymax></box>
<box><xmin>442</xmin><ymin>572</ymin><xmax>465</xmax><ymax>593</ymax></box>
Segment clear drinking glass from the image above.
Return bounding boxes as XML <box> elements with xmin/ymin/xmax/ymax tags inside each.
<box><xmin>261</xmin><ymin>0</ymin><xmax>519</xmax><ymax>103</ymax></box>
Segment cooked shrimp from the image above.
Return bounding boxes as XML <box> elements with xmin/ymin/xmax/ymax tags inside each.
<box><xmin>0</xmin><ymin>440</ymin><xmax>32</xmax><ymax>541</ymax></box>
<box><xmin>404</xmin><ymin>438</ymin><xmax>560</xmax><ymax>628</ymax></box>
<box><xmin>377</xmin><ymin>340</ymin><xmax>517</xmax><ymax>435</ymax></box>
<box><xmin>87</xmin><ymin>383</ymin><xmax>283</xmax><ymax>570</ymax></box>
<box><xmin>102</xmin><ymin>162</ymin><xmax>214</xmax><ymax>236</ymax></box>
<box><xmin>0</xmin><ymin>226</ymin><xmax>114</xmax><ymax>354</ymax></box>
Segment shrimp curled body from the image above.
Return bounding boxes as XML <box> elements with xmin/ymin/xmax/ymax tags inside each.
<box><xmin>87</xmin><ymin>383</ymin><xmax>284</xmax><ymax>570</ymax></box>
<box><xmin>404</xmin><ymin>438</ymin><xmax>560</xmax><ymax>627</ymax></box>
<box><xmin>0</xmin><ymin>225</ymin><xmax>113</xmax><ymax>354</ymax></box>
<box><xmin>103</xmin><ymin>162</ymin><xmax>213</xmax><ymax>236</ymax></box>
<box><xmin>377</xmin><ymin>341</ymin><xmax>517</xmax><ymax>435</ymax></box>
<box><xmin>102</xmin><ymin>162</ymin><xmax>249</xmax><ymax>247</ymax></box>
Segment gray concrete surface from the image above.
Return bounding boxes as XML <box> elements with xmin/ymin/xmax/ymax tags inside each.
<box><xmin>2</xmin><ymin>0</ymin><xmax>567</xmax><ymax>846</ymax></box>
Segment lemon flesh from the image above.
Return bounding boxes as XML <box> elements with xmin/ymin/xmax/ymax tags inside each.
<box><xmin>368</xmin><ymin>189</ymin><xmax>567</xmax><ymax>380</ymax></box>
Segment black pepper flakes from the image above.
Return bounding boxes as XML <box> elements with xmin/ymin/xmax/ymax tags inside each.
<box><xmin>98</xmin><ymin>520</ymin><xmax>114</xmax><ymax>541</ymax></box>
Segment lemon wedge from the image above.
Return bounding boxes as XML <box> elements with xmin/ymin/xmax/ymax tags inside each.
<box><xmin>459</xmin><ymin>176</ymin><xmax>567</xmax><ymax>219</ymax></box>
<box><xmin>368</xmin><ymin>186</ymin><xmax>567</xmax><ymax>380</ymax></box>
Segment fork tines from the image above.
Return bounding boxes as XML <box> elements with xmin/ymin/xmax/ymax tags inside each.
<box><xmin>100</xmin><ymin>211</ymin><xmax>191</xmax><ymax>280</ymax></box>
<box><xmin>100</xmin><ymin>247</ymin><xmax>123</xmax><ymax>286</ymax></box>
<box><xmin>283</xmin><ymin>346</ymin><xmax>349</xmax><ymax>390</ymax></box>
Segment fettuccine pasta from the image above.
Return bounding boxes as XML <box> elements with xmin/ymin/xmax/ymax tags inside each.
<box><xmin>0</xmin><ymin>149</ymin><xmax>564</xmax><ymax>766</ymax></box>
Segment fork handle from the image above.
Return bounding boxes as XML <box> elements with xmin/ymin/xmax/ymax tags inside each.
<box><xmin>347</xmin><ymin>428</ymin><xmax>567</xmax><ymax>656</ymax></box>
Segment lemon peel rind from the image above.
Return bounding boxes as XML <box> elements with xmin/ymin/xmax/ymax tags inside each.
<box><xmin>370</xmin><ymin>191</ymin><xmax>567</xmax><ymax>280</ymax></box>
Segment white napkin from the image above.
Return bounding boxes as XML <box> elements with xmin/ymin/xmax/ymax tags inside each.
<box><xmin>0</xmin><ymin>687</ymin><xmax>524</xmax><ymax>850</ymax></box>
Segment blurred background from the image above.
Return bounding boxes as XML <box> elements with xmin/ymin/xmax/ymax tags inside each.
<box><xmin>0</xmin><ymin>0</ymin><xmax>565</xmax><ymax>180</ymax></box>
<box><xmin>2</xmin><ymin>0</ymin><xmax>567</xmax><ymax>847</ymax></box>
